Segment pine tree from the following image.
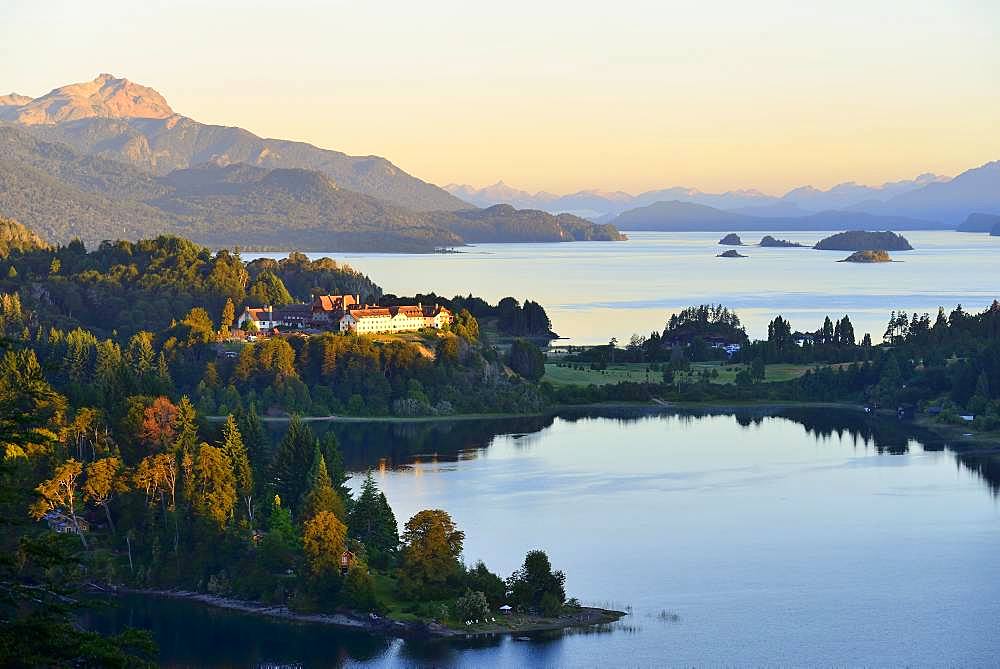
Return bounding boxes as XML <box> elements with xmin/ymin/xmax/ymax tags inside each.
<box><xmin>237</xmin><ymin>402</ymin><xmax>269</xmax><ymax>481</ymax></box>
<box><xmin>271</xmin><ymin>416</ymin><xmax>316</xmax><ymax>516</ymax></box>
<box><xmin>172</xmin><ymin>396</ymin><xmax>198</xmax><ymax>455</ymax></box>
<box><xmin>319</xmin><ymin>431</ymin><xmax>350</xmax><ymax>503</ymax></box>
<box><xmin>299</xmin><ymin>446</ymin><xmax>343</xmax><ymax>521</ymax></box>
<box><xmin>156</xmin><ymin>351</ymin><xmax>173</xmax><ymax>393</ymax></box>
<box><xmin>220</xmin><ymin>414</ymin><xmax>254</xmax><ymax>524</ymax></box>
<box><xmin>349</xmin><ymin>471</ymin><xmax>398</xmax><ymax>555</ymax></box>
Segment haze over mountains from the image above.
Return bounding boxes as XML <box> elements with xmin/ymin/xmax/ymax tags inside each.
<box><xmin>448</xmin><ymin>165</ymin><xmax>1000</xmax><ymax>231</ymax></box>
<box><xmin>2</xmin><ymin>73</ymin><xmax>997</xmax><ymax>247</ymax></box>
<box><xmin>0</xmin><ymin>74</ymin><xmax>621</xmax><ymax>251</ymax></box>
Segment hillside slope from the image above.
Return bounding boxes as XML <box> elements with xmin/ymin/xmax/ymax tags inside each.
<box><xmin>0</xmin><ymin>125</ymin><xmax>619</xmax><ymax>251</ymax></box>
<box><xmin>5</xmin><ymin>74</ymin><xmax>468</xmax><ymax>212</ymax></box>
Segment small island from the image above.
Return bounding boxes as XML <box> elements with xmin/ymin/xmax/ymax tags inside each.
<box><xmin>814</xmin><ymin>230</ymin><xmax>913</xmax><ymax>251</ymax></box>
<box><xmin>839</xmin><ymin>250</ymin><xmax>892</xmax><ymax>263</ymax></box>
<box><xmin>759</xmin><ymin>235</ymin><xmax>807</xmax><ymax>248</ymax></box>
<box><xmin>718</xmin><ymin>249</ymin><xmax>748</xmax><ymax>258</ymax></box>
<box><xmin>719</xmin><ymin>233</ymin><xmax>744</xmax><ymax>246</ymax></box>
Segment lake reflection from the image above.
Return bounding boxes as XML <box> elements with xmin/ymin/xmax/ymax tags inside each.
<box><xmin>102</xmin><ymin>410</ymin><xmax>1000</xmax><ymax>667</ymax></box>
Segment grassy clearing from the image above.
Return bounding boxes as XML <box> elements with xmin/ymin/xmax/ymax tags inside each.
<box><xmin>544</xmin><ymin>361</ymin><xmax>849</xmax><ymax>387</ymax></box>
<box><xmin>543</xmin><ymin>363</ymin><xmax>658</xmax><ymax>386</ymax></box>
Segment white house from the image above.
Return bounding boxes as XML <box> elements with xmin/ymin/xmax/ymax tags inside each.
<box><xmin>340</xmin><ymin>304</ymin><xmax>452</xmax><ymax>334</ymax></box>
<box><xmin>238</xmin><ymin>306</ymin><xmax>279</xmax><ymax>330</ymax></box>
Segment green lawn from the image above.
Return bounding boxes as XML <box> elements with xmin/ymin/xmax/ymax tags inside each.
<box><xmin>544</xmin><ymin>361</ymin><xmax>844</xmax><ymax>387</ymax></box>
<box><xmin>543</xmin><ymin>363</ymin><xmax>661</xmax><ymax>386</ymax></box>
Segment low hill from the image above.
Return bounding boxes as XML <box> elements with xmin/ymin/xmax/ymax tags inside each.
<box><xmin>0</xmin><ymin>217</ymin><xmax>48</xmax><ymax>255</ymax></box>
<box><xmin>957</xmin><ymin>212</ymin><xmax>1000</xmax><ymax>233</ymax></box>
<box><xmin>431</xmin><ymin>205</ymin><xmax>625</xmax><ymax>243</ymax></box>
<box><xmin>814</xmin><ymin>231</ymin><xmax>912</xmax><ymax>251</ymax></box>
<box><xmin>609</xmin><ymin>200</ymin><xmax>942</xmax><ymax>232</ymax></box>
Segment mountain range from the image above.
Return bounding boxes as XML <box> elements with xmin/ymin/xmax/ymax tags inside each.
<box><xmin>609</xmin><ymin>201</ymin><xmax>946</xmax><ymax>233</ymax></box>
<box><xmin>448</xmin><ymin>165</ymin><xmax>1000</xmax><ymax>229</ymax></box>
<box><xmin>0</xmin><ymin>74</ymin><xmax>622</xmax><ymax>251</ymax></box>
<box><xmin>0</xmin><ymin>124</ymin><xmax>623</xmax><ymax>252</ymax></box>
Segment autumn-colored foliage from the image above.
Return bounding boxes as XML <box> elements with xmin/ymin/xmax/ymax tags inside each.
<box><xmin>302</xmin><ymin>510</ymin><xmax>347</xmax><ymax>575</ymax></box>
<box><xmin>138</xmin><ymin>396</ymin><xmax>178</xmax><ymax>451</ymax></box>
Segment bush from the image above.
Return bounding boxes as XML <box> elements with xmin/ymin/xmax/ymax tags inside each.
<box><xmin>453</xmin><ymin>589</ymin><xmax>490</xmax><ymax>622</ymax></box>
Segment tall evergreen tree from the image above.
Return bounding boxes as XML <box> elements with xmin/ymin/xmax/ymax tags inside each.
<box><xmin>349</xmin><ymin>471</ymin><xmax>398</xmax><ymax>555</ymax></box>
<box><xmin>319</xmin><ymin>431</ymin><xmax>350</xmax><ymax>503</ymax></box>
<box><xmin>220</xmin><ymin>414</ymin><xmax>254</xmax><ymax>525</ymax></box>
<box><xmin>172</xmin><ymin>395</ymin><xmax>198</xmax><ymax>455</ymax></box>
<box><xmin>299</xmin><ymin>446</ymin><xmax>343</xmax><ymax>521</ymax></box>
<box><xmin>237</xmin><ymin>402</ymin><xmax>269</xmax><ymax>480</ymax></box>
<box><xmin>271</xmin><ymin>416</ymin><xmax>316</xmax><ymax>516</ymax></box>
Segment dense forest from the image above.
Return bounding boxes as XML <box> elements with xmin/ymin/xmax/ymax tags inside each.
<box><xmin>0</xmin><ymin>230</ymin><xmax>576</xmax><ymax>664</ymax></box>
<box><xmin>0</xmin><ymin>232</ymin><xmax>552</xmax><ymax>421</ymax></box>
<box><xmin>2</xmin><ymin>223</ymin><xmax>999</xmax><ymax>663</ymax></box>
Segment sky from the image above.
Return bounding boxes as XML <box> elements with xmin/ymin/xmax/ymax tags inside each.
<box><xmin>2</xmin><ymin>0</ymin><xmax>999</xmax><ymax>195</ymax></box>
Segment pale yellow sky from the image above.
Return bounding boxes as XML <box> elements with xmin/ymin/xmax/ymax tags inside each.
<box><xmin>2</xmin><ymin>0</ymin><xmax>998</xmax><ymax>195</ymax></box>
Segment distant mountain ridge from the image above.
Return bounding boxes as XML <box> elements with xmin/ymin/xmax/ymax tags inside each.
<box><xmin>956</xmin><ymin>212</ymin><xmax>1000</xmax><ymax>233</ymax></box>
<box><xmin>3</xmin><ymin>73</ymin><xmax>469</xmax><ymax>212</ymax></box>
<box><xmin>446</xmin><ymin>173</ymin><xmax>950</xmax><ymax>220</ymax></box>
<box><xmin>0</xmin><ymin>74</ymin><xmax>624</xmax><ymax>250</ymax></box>
<box><xmin>608</xmin><ymin>200</ymin><xmax>941</xmax><ymax>232</ymax></box>
<box><xmin>0</xmin><ymin>73</ymin><xmax>173</xmax><ymax>124</ymax></box>
<box><xmin>0</xmin><ymin>125</ymin><xmax>615</xmax><ymax>251</ymax></box>
<box><xmin>862</xmin><ymin>161</ymin><xmax>1000</xmax><ymax>225</ymax></box>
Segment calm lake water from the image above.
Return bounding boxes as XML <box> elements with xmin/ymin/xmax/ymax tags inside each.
<box><xmin>93</xmin><ymin>409</ymin><xmax>1000</xmax><ymax>667</ymax></box>
<box><xmin>249</xmin><ymin>230</ymin><xmax>1000</xmax><ymax>345</ymax></box>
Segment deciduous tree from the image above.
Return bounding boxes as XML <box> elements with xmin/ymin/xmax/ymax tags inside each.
<box><xmin>82</xmin><ymin>456</ymin><xmax>128</xmax><ymax>533</ymax></box>
<box><xmin>31</xmin><ymin>459</ymin><xmax>87</xmax><ymax>548</ymax></box>
<box><xmin>400</xmin><ymin>509</ymin><xmax>464</xmax><ymax>595</ymax></box>
<box><xmin>302</xmin><ymin>510</ymin><xmax>347</xmax><ymax>576</ymax></box>
<box><xmin>139</xmin><ymin>396</ymin><xmax>178</xmax><ymax>452</ymax></box>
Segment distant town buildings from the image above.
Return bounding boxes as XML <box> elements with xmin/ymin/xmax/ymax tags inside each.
<box><xmin>235</xmin><ymin>294</ymin><xmax>452</xmax><ymax>337</ymax></box>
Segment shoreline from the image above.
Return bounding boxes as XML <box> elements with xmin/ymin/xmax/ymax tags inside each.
<box><xmin>207</xmin><ymin>400</ymin><xmax>998</xmax><ymax>450</ymax></box>
<box><xmin>116</xmin><ymin>588</ymin><xmax>625</xmax><ymax>640</ymax></box>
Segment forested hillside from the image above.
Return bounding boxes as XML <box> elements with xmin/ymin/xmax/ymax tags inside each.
<box><xmin>0</xmin><ymin>125</ymin><xmax>622</xmax><ymax>252</ymax></box>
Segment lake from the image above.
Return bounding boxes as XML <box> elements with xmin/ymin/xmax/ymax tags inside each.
<box><xmin>92</xmin><ymin>409</ymin><xmax>1000</xmax><ymax>667</ymax></box>
<box><xmin>249</xmin><ymin>230</ymin><xmax>1000</xmax><ymax>345</ymax></box>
